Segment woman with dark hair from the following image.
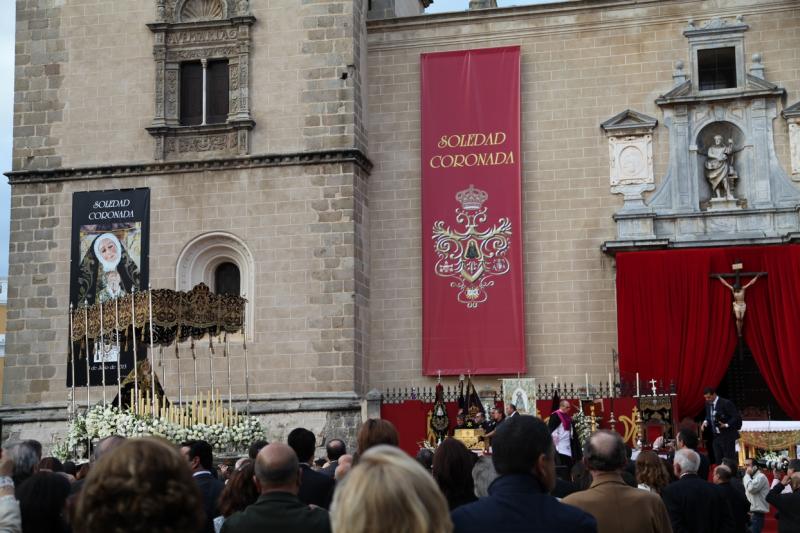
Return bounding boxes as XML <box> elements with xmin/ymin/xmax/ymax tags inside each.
<box><xmin>72</xmin><ymin>437</ymin><xmax>203</xmax><ymax>533</ymax></box>
<box><xmin>635</xmin><ymin>450</ymin><xmax>670</xmax><ymax>494</ymax></box>
<box><xmin>356</xmin><ymin>419</ymin><xmax>399</xmax><ymax>457</ymax></box>
<box><xmin>17</xmin><ymin>471</ymin><xmax>71</xmax><ymax>533</ymax></box>
<box><xmin>38</xmin><ymin>457</ymin><xmax>63</xmax><ymax>472</ymax></box>
<box><xmin>213</xmin><ymin>461</ymin><xmax>258</xmax><ymax>533</ymax></box>
<box><xmin>432</xmin><ymin>438</ymin><xmax>478</xmax><ymax>511</ymax></box>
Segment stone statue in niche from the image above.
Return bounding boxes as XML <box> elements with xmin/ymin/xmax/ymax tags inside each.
<box><xmin>701</xmin><ymin>135</ymin><xmax>740</xmax><ymax>200</ymax></box>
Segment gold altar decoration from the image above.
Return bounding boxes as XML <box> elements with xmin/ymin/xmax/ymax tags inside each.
<box><xmin>454</xmin><ymin>428</ymin><xmax>486</xmax><ymax>451</ymax></box>
<box><xmin>70</xmin><ymin>283</ymin><xmax>246</xmax><ymax>348</ymax></box>
<box><xmin>740</xmin><ymin>430</ymin><xmax>800</xmax><ymax>452</ymax></box>
<box><xmin>128</xmin><ymin>386</ymin><xmax>240</xmax><ymax>428</ymax></box>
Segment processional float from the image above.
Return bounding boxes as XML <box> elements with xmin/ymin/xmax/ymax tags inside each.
<box><xmin>68</xmin><ymin>283</ymin><xmax>250</xmax><ymax>425</ymax></box>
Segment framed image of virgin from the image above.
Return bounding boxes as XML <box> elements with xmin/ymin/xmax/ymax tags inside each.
<box><xmin>68</xmin><ymin>188</ymin><xmax>150</xmax><ymax>387</ymax></box>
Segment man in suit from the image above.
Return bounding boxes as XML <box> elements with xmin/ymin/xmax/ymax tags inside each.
<box><xmin>451</xmin><ymin>415</ymin><xmax>597</xmax><ymax>533</ymax></box>
<box><xmin>319</xmin><ymin>439</ymin><xmax>345</xmax><ymax>478</ymax></box>
<box><xmin>713</xmin><ymin>465</ymin><xmax>749</xmax><ymax>533</ymax></box>
<box><xmin>181</xmin><ymin>440</ymin><xmax>225</xmax><ymax>533</ymax></box>
<box><xmin>563</xmin><ymin>430</ymin><xmax>672</xmax><ymax>533</ymax></box>
<box><xmin>675</xmin><ymin>428</ymin><xmax>710</xmax><ymax>481</ymax></box>
<box><xmin>766</xmin><ymin>473</ymin><xmax>800</xmax><ymax>533</ymax></box>
<box><xmin>221</xmin><ymin>443</ymin><xmax>330</xmax><ymax>533</ymax></box>
<box><xmin>701</xmin><ymin>387</ymin><xmax>741</xmax><ymax>465</ymax></box>
<box><xmin>287</xmin><ymin>428</ymin><xmax>335</xmax><ymax>509</ymax></box>
<box><xmin>662</xmin><ymin>448</ymin><xmax>735</xmax><ymax>533</ymax></box>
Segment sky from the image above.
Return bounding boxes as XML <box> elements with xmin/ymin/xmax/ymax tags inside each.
<box><xmin>0</xmin><ymin>0</ymin><xmax>555</xmax><ymax>278</ymax></box>
<box><xmin>0</xmin><ymin>2</ymin><xmax>12</xmax><ymax>278</ymax></box>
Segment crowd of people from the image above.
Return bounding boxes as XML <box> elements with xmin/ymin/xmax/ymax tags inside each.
<box><xmin>0</xmin><ymin>412</ymin><xmax>797</xmax><ymax>533</ymax></box>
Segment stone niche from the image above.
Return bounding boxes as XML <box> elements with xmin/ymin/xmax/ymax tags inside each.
<box><xmin>604</xmin><ymin>17</ymin><xmax>800</xmax><ymax>252</ymax></box>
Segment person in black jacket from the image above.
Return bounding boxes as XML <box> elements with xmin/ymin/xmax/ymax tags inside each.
<box><xmin>766</xmin><ymin>473</ymin><xmax>800</xmax><ymax>533</ymax></box>
<box><xmin>702</xmin><ymin>388</ymin><xmax>742</xmax><ymax>465</ymax></box>
<box><xmin>221</xmin><ymin>443</ymin><xmax>330</xmax><ymax>533</ymax></box>
<box><xmin>320</xmin><ymin>439</ymin><xmax>346</xmax><ymax>478</ymax></box>
<box><xmin>661</xmin><ymin>448</ymin><xmax>734</xmax><ymax>533</ymax></box>
<box><xmin>451</xmin><ymin>415</ymin><xmax>596</xmax><ymax>533</ymax></box>
<box><xmin>181</xmin><ymin>440</ymin><xmax>224</xmax><ymax>533</ymax></box>
<box><xmin>662</xmin><ymin>448</ymin><xmax>735</xmax><ymax>533</ymax></box>
<box><xmin>287</xmin><ymin>428</ymin><xmax>335</xmax><ymax>509</ymax></box>
<box><xmin>713</xmin><ymin>465</ymin><xmax>750</xmax><ymax>533</ymax></box>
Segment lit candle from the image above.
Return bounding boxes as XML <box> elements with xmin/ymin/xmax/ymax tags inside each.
<box><xmin>585</xmin><ymin>373</ymin><xmax>589</xmax><ymax>394</ymax></box>
<box><xmin>609</xmin><ymin>372</ymin><xmax>613</xmax><ymax>398</ymax></box>
<box><xmin>636</xmin><ymin>372</ymin><xmax>640</xmax><ymax>397</ymax></box>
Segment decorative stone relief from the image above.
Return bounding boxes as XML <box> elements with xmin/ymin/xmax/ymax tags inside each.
<box><xmin>146</xmin><ymin>1</ymin><xmax>255</xmax><ymax>160</ymax></box>
<box><xmin>603</xmin><ymin>19</ymin><xmax>800</xmax><ymax>252</ymax></box>
<box><xmin>601</xmin><ymin>110</ymin><xmax>657</xmax><ymax>212</ymax></box>
<box><xmin>783</xmin><ymin>101</ymin><xmax>800</xmax><ymax>179</ymax></box>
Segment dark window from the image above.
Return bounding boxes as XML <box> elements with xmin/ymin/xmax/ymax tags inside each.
<box><xmin>180</xmin><ymin>62</ymin><xmax>203</xmax><ymax>126</ymax></box>
<box><xmin>207</xmin><ymin>60</ymin><xmax>229</xmax><ymax>124</ymax></box>
<box><xmin>215</xmin><ymin>262</ymin><xmax>240</xmax><ymax>296</ymax></box>
<box><xmin>698</xmin><ymin>47</ymin><xmax>737</xmax><ymax>91</ymax></box>
<box><xmin>179</xmin><ymin>60</ymin><xmax>229</xmax><ymax>126</ymax></box>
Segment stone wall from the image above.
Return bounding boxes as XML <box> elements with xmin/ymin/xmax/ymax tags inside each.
<box><xmin>5</xmin><ymin>160</ymin><xmax>368</xmax><ymax>407</ymax></box>
<box><xmin>364</xmin><ymin>0</ymin><xmax>800</xmax><ymax>391</ymax></box>
<box><xmin>0</xmin><ymin>401</ymin><xmax>363</xmax><ymax>459</ymax></box>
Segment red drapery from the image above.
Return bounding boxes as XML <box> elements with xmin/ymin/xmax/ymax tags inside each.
<box><xmin>617</xmin><ymin>245</ymin><xmax>800</xmax><ymax>420</ymax></box>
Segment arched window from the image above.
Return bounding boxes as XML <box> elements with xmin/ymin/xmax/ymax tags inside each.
<box><xmin>214</xmin><ymin>261</ymin><xmax>240</xmax><ymax>296</ymax></box>
<box><xmin>176</xmin><ymin>232</ymin><xmax>255</xmax><ymax>338</ymax></box>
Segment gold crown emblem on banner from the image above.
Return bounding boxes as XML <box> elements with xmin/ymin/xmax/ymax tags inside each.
<box><xmin>455</xmin><ymin>185</ymin><xmax>488</xmax><ymax>211</ymax></box>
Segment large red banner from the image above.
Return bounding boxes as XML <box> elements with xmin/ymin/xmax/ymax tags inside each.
<box><xmin>421</xmin><ymin>47</ymin><xmax>525</xmax><ymax>375</ymax></box>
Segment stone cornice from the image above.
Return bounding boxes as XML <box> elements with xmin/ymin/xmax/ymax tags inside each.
<box><xmin>367</xmin><ymin>0</ymin><xmax>797</xmax><ymax>51</ymax></box>
<box><xmin>4</xmin><ymin>149</ymin><xmax>373</xmax><ymax>185</ymax></box>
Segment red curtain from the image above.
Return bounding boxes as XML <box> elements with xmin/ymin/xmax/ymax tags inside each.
<box><xmin>617</xmin><ymin>245</ymin><xmax>800</xmax><ymax>420</ymax></box>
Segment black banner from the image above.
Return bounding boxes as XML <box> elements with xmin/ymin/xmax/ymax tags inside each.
<box><xmin>68</xmin><ymin>188</ymin><xmax>150</xmax><ymax>387</ymax></box>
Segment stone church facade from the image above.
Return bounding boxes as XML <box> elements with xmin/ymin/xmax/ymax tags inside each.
<box><xmin>4</xmin><ymin>0</ymin><xmax>800</xmax><ymax>445</ymax></box>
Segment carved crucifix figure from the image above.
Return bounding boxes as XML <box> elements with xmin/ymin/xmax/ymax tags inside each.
<box><xmin>711</xmin><ymin>261</ymin><xmax>767</xmax><ymax>337</ymax></box>
<box><xmin>649</xmin><ymin>379</ymin><xmax>658</xmax><ymax>396</ymax></box>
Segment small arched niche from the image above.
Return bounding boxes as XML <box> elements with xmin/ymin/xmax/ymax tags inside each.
<box><xmin>696</xmin><ymin>121</ymin><xmax>747</xmax><ymax>206</ymax></box>
<box><xmin>176</xmin><ymin>231</ymin><xmax>254</xmax><ymax>339</ymax></box>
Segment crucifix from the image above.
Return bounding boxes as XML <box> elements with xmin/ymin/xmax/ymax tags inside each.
<box><xmin>710</xmin><ymin>260</ymin><xmax>767</xmax><ymax>338</ymax></box>
<box><xmin>649</xmin><ymin>378</ymin><xmax>658</xmax><ymax>396</ymax></box>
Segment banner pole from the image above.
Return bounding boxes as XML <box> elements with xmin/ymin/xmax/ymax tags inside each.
<box><xmin>115</xmin><ymin>297</ymin><xmax>121</xmax><ymax>410</ymax></box>
<box><xmin>176</xmin><ymin>343</ymin><xmax>182</xmax><ymax>408</ymax></box>
<box><xmin>191</xmin><ymin>338</ymin><xmax>199</xmax><ymax>400</ymax></box>
<box><xmin>131</xmin><ymin>290</ymin><xmax>138</xmax><ymax>414</ymax></box>
<box><xmin>242</xmin><ymin>299</ymin><xmax>250</xmax><ymax>415</ymax></box>
<box><xmin>83</xmin><ymin>301</ymin><xmax>90</xmax><ymax>413</ymax></box>
<box><xmin>148</xmin><ymin>285</ymin><xmax>156</xmax><ymax>417</ymax></box>
<box><xmin>225</xmin><ymin>332</ymin><xmax>232</xmax><ymax>414</ymax></box>
<box><xmin>209</xmin><ymin>336</ymin><xmax>215</xmax><ymax>404</ymax></box>
<box><xmin>99</xmin><ymin>299</ymin><xmax>106</xmax><ymax>406</ymax></box>
<box><xmin>69</xmin><ymin>303</ymin><xmax>76</xmax><ymax>420</ymax></box>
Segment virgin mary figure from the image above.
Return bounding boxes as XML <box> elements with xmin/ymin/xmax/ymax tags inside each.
<box><xmin>77</xmin><ymin>232</ymin><xmax>140</xmax><ymax>304</ymax></box>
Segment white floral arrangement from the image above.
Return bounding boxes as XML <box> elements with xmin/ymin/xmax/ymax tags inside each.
<box><xmin>53</xmin><ymin>405</ymin><xmax>265</xmax><ymax>461</ymax></box>
<box><xmin>572</xmin><ymin>410</ymin><xmax>593</xmax><ymax>448</ymax></box>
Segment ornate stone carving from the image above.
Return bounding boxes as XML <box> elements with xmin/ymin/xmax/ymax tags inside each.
<box><xmin>165</xmin><ymin>69</ymin><xmax>178</xmax><ymax>118</ymax></box>
<box><xmin>603</xmin><ymin>28</ymin><xmax>800</xmax><ymax>253</ymax></box>
<box><xmin>601</xmin><ymin>110</ymin><xmax>657</xmax><ymax>212</ymax></box>
<box><xmin>180</xmin><ymin>0</ymin><xmax>224</xmax><ymax>22</ymax></box>
<box><xmin>147</xmin><ymin>4</ymin><xmax>255</xmax><ymax>160</ymax></box>
<box><xmin>783</xmin><ymin>101</ymin><xmax>800</xmax><ymax>179</ymax></box>
<box><xmin>166</xmin><ymin>28</ymin><xmax>238</xmax><ymax>45</ymax></box>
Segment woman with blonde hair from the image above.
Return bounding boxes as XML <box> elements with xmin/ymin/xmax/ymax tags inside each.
<box><xmin>635</xmin><ymin>450</ymin><xmax>670</xmax><ymax>494</ymax></box>
<box><xmin>331</xmin><ymin>445</ymin><xmax>453</xmax><ymax>533</ymax></box>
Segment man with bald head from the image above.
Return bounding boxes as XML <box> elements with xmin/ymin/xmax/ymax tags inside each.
<box><xmin>563</xmin><ymin>430</ymin><xmax>671</xmax><ymax>533</ymax></box>
<box><xmin>221</xmin><ymin>443</ymin><xmax>330</xmax><ymax>533</ymax></box>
